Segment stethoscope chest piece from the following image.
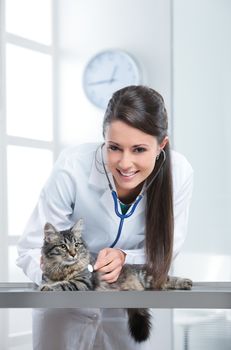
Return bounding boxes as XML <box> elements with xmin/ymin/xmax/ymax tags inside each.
<box><xmin>88</xmin><ymin>264</ymin><xmax>94</xmax><ymax>272</ymax></box>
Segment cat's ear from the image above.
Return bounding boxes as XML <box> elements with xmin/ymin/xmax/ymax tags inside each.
<box><xmin>71</xmin><ymin>218</ymin><xmax>84</xmax><ymax>239</ymax></box>
<box><xmin>44</xmin><ymin>223</ymin><xmax>59</xmax><ymax>243</ymax></box>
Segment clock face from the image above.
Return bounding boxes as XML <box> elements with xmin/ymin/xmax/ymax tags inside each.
<box><xmin>83</xmin><ymin>50</ymin><xmax>141</xmax><ymax>109</ymax></box>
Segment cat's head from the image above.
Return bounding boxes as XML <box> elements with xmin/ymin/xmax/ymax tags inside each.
<box><xmin>42</xmin><ymin>219</ymin><xmax>89</xmax><ymax>266</ymax></box>
<box><xmin>44</xmin><ymin>218</ymin><xmax>84</xmax><ymax>243</ymax></box>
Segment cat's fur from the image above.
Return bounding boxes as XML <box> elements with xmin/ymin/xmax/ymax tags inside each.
<box><xmin>40</xmin><ymin>219</ymin><xmax>192</xmax><ymax>343</ymax></box>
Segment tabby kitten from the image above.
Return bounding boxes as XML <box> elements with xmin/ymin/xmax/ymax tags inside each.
<box><xmin>40</xmin><ymin>219</ymin><xmax>192</xmax><ymax>343</ymax></box>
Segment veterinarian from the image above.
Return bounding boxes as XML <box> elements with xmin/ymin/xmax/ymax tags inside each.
<box><xmin>17</xmin><ymin>85</ymin><xmax>193</xmax><ymax>350</ymax></box>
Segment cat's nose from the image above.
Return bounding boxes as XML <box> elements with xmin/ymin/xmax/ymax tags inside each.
<box><xmin>69</xmin><ymin>251</ymin><xmax>76</xmax><ymax>257</ymax></box>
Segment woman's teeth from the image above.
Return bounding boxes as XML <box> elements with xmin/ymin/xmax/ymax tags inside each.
<box><xmin>119</xmin><ymin>170</ymin><xmax>137</xmax><ymax>177</ymax></box>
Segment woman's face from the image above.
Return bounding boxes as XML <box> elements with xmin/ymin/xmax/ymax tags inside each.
<box><xmin>104</xmin><ymin>121</ymin><xmax>166</xmax><ymax>198</ymax></box>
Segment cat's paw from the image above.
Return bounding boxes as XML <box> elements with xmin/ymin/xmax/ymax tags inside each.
<box><xmin>175</xmin><ymin>277</ymin><xmax>193</xmax><ymax>290</ymax></box>
<box><xmin>40</xmin><ymin>284</ymin><xmax>54</xmax><ymax>291</ymax></box>
<box><xmin>163</xmin><ymin>276</ymin><xmax>193</xmax><ymax>290</ymax></box>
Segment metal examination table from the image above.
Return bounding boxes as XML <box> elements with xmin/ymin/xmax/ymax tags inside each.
<box><xmin>0</xmin><ymin>282</ymin><xmax>231</xmax><ymax>309</ymax></box>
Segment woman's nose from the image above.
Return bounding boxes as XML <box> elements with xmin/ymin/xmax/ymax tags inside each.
<box><xmin>118</xmin><ymin>152</ymin><xmax>133</xmax><ymax>169</ymax></box>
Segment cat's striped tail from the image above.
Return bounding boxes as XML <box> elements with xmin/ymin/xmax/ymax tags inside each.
<box><xmin>127</xmin><ymin>308</ymin><xmax>152</xmax><ymax>342</ymax></box>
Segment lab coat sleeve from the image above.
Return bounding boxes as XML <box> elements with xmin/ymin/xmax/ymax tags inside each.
<box><xmin>122</xmin><ymin>248</ymin><xmax>145</xmax><ymax>265</ymax></box>
<box><xmin>172</xmin><ymin>170</ymin><xmax>194</xmax><ymax>260</ymax></box>
<box><xmin>16</xmin><ymin>157</ymin><xmax>76</xmax><ymax>285</ymax></box>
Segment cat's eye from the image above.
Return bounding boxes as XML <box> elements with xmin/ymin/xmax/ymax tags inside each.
<box><xmin>75</xmin><ymin>243</ymin><xmax>79</xmax><ymax>247</ymax></box>
<box><xmin>61</xmin><ymin>244</ymin><xmax>67</xmax><ymax>249</ymax></box>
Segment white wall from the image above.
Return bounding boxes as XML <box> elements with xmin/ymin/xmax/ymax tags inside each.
<box><xmin>57</xmin><ymin>0</ymin><xmax>172</xmax><ymax>146</ymax></box>
<box><xmin>173</xmin><ymin>3</ymin><xmax>231</xmax><ymax>349</ymax></box>
<box><xmin>173</xmin><ymin>0</ymin><xmax>231</xmax><ymax>276</ymax></box>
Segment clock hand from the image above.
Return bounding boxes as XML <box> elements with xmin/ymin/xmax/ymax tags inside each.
<box><xmin>109</xmin><ymin>66</ymin><xmax>118</xmax><ymax>83</ymax></box>
<box><xmin>88</xmin><ymin>79</ymin><xmax>116</xmax><ymax>86</ymax></box>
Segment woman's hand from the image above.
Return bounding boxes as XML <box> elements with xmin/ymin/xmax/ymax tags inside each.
<box><xmin>94</xmin><ymin>248</ymin><xmax>126</xmax><ymax>283</ymax></box>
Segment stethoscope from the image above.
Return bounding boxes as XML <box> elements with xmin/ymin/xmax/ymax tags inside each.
<box><xmin>100</xmin><ymin>143</ymin><xmax>166</xmax><ymax>248</ymax></box>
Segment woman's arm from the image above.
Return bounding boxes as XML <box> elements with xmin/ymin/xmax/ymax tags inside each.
<box><xmin>16</xmin><ymin>157</ymin><xmax>76</xmax><ymax>285</ymax></box>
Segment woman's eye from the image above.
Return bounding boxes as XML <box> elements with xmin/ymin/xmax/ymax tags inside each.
<box><xmin>134</xmin><ymin>147</ymin><xmax>146</xmax><ymax>153</ymax></box>
<box><xmin>108</xmin><ymin>145</ymin><xmax>119</xmax><ymax>151</ymax></box>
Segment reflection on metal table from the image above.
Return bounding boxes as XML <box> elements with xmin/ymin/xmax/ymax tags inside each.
<box><xmin>0</xmin><ymin>282</ymin><xmax>230</xmax><ymax>308</ymax></box>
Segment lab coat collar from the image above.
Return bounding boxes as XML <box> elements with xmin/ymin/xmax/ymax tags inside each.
<box><xmin>88</xmin><ymin>145</ymin><xmax>146</xmax><ymax>223</ymax></box>
<box><xmin>88</xmin><ymin>144</ymin><xmax>108</xmax><ymax>190</ymax></box>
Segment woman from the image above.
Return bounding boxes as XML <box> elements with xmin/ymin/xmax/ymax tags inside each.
<box><xmin>17</xmin><ymin>85</ymin><xmax>193</xmax><ymax>350</ymax></box>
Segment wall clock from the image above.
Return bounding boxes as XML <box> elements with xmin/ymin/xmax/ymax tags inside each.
<box><xmin>83</xmin><ymin>50</ymin><xmax>141</xmax><ymax>110</ymax></box>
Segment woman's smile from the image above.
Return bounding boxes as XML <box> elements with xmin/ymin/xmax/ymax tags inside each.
<box><xmin>104</xmin><ymin>121</ymin><xmax>161</xmax><ymax>198</ymax></box>
<box><xmin>116</xmin><ymin>168</ymin><xmax>139</xmax><ymax>180</ymax></box>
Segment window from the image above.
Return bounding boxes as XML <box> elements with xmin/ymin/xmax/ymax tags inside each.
<box><xmin>6</xmin><ymin>44</ymin><xmax>53</xmax><ymax>141</ymax></box>
<box><xmin>0</xmin><ymin>0</ymin><xmax>56</xmax><ymax>348</ymax></box>
<box><xmin>6</xmin><ymin>0</ymin><xmax>52</xmax><ymax>45</ymax></box>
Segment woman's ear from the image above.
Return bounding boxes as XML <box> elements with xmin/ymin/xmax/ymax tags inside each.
<box><xmin>160</xmin><ymin>136</ymin><xmax>169</xmax><ymax>150</ymax></box>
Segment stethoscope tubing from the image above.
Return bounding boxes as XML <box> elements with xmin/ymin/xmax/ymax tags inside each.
<box><xmin>109</xmin><ymin>217</ymin><xmax>124</xmax><ymax>248</ymax></box>
<box><xmin>111</xmin><ymin>190</ymin><xmax>143</xmax><ymax>219</ymax></box>
<box><xmin>109</xmin><ymin>191</ymin><xmax>143</xmax><ymax>248</ymax></box>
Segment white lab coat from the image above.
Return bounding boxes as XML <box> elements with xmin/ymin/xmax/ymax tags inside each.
<box><xmin>17</xmin><ymin>143</ymin><xmax>193</xmax><ymax>350</ymax></box>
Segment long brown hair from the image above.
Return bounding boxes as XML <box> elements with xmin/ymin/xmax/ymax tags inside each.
<box><xmin>103</xmin><ymin>85</ymin><xmax>173</xmax><ymax>288</ymax></box>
